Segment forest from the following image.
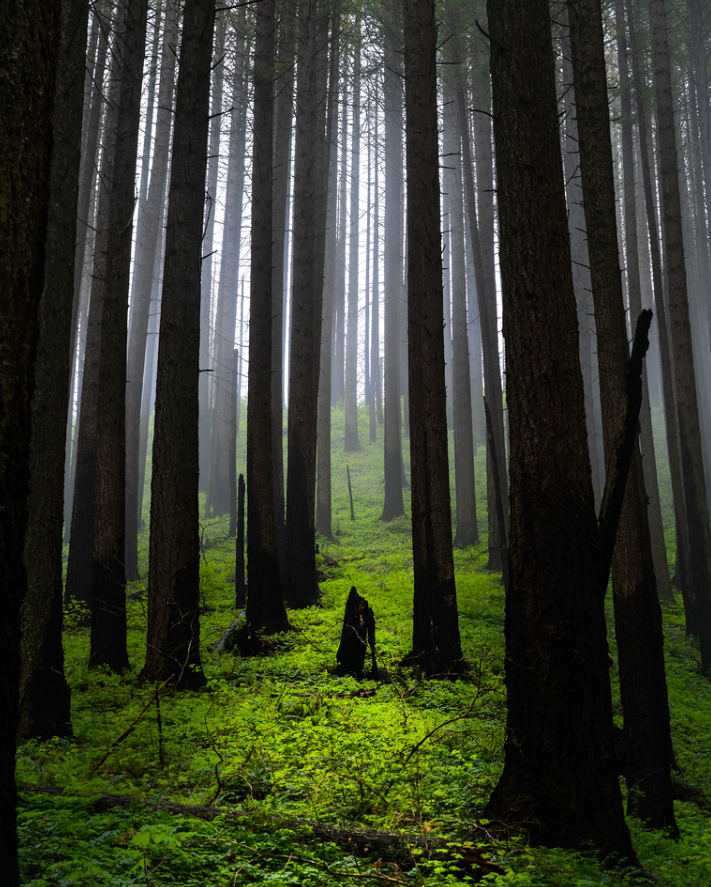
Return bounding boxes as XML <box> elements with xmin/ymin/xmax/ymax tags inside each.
<box><xmin>3</xmin><ymin>0</ymin><xmax>711</xmax><ymax>883</ymax></box>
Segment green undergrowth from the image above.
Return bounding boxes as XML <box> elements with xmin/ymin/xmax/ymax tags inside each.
<box><xmin>18</xmin><ymin>404</ymin><xmax>711</xmax><ymax>885</ymax></box>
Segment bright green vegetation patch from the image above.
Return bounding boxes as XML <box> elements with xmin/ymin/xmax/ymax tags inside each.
<box><xmin>17</xmin><ymin>405</ymin><xmax>711</xmax><ymax>885</ymax></box>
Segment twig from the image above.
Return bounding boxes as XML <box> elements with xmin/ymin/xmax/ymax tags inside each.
<box><xmin>91</xmin><ymin>676</ymin><xmax>175</xmax><ymax>773</ymax></box>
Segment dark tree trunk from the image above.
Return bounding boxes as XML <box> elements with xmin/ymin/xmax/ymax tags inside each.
<box><xmin>371</xmin><ymin>98</ymin><xmax>383</xmax><ymax>433</ymax></box>
<box><xmin>455</xmin><ymin>44</ymin><xmax>508</xmax><ymax>572</ymax></box>
<box><xmin>20</xmin><ymin>0</ymin><xmax>88</xmax><ymax>741</ymax></box>
<box><xmin>380</xmin><ymin>0</ymin><xmax>405</xmax><ymax>522</ymax></box>
<box><xmin>272</xmin><ymin>0</ymin><xmax>296</xmax><ymax>575</ymax></box>
<box><xmin>125</xmin><ymin>0</ymin><xmax>179</xmax><ymax>580</ymax></box>
<box><xmin>316</xmin><ymin>10</ymin><xmax>341</xmax><ymax>543</ymax></box>
<box><xmin>236</xmin><ymin>474</ymin><xmax>246</xmax><ymax>608</ymax></box>
<box><xmin>443</xmin><ymin>67</ymin><xmax>478</xmax><ymax>550</ymax></box>
<box><xmin>0</xmin><ymin>0</ymin><xmax>62</xmax><ymax>878</ymax></box>
<box><xmin>332</xmin><ymin>106</ymin><xmax>348</xmax><ymax>407</ymax></box>
<box><xmin>229</xmin><ymin>350</ymin><xmax>238</xmax><ymax>538</ymax></box>
<box><xmin>335</xmin><ymin>587</ymin><xmax>376</xmax><ymax>680</ymax></box>
<box><xmin>628</xmin><ymin>0</ymin><xmax>690</xmax><ymax>611</ymax></box>
<box><xmin>65</xmin><ymin>59</ymin><xmax>122</xmax><ymax>611</ymax></box>
<box><xmin>90</xmin><ymin>0</ymin><xmax>149</xmax><ymax>673</ymax></box>
<box><xmin>650</xmin><ymin>0</ymin><xmax>711</xmax><ymax>667</ymax></box>
<box><xmin>404</xmin><ymin>0</ymin><xmax>462</xmax><ymax>674</ymax></box>
<box><xmin>284</xmin><ymin>0</ymin><xmax>329</xmax><ymax>608</ymax></box>
<box><xmin>484</xmin><ymin>0</ymin><xmax>635</xmax><ymax>858</ymax></box>
<box><xmin>199</xmin><ymin>14</ymin><xmax>227</xmax><ymax>502</ymax></box>
<box><xmin>208</xmin><ymin>18</ymin><xmax>248</xmax><ymax>518</ymax></box>
<box><xmin>344</xmin><ymin>18</ymin><xmax>362</xmax><ymax>453</ymax></box>
<box><xmin>246</xmin><ymin>0</ymin><xmax>289</xmax><ymax>634</ymax></box>
<box><xmin>568</xmin><ymin>0</ymin><xmax>676</xmax><ymax>833</ymax></box>
<box><xmin>144</xmin><ymin>0</ymin><xmax>216</xmax><ymax>690</ymax></box>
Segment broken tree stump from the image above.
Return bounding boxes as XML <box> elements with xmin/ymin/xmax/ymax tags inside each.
<box><xmin>335</xmin><ymin>587</ymin><xmax>376</xmax><ymax>679</ymax></box>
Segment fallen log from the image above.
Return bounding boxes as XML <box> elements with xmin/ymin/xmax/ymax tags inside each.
<box><xmin>18</xmin><ymin>782</ymin><xmax>503</xmax><ymax>879</ymax></box>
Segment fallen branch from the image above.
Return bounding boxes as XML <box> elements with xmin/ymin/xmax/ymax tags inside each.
<box><xmin>19</xmin><ymin>782</ymin><xmax>502</xmax><ymax>876</ymax></box>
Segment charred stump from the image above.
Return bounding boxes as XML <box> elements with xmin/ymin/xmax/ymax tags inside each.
<box><xmin>335</xmin><ymin>587</ymin><xmax>376</xmax><ymax>679</ymax></box>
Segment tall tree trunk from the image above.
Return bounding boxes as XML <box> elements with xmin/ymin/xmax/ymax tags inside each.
<box><xmin>125</xmin><ymin>0</ymin><xmax>179</xmax><ymax>581</ymax></box>
<box><xmin>380</xmin><ymin>0</ymin><xmax>406</xmax><ymax>521</ymax></box>
<box><xmin>344</xmin><ymin>18</ymin><xmax>362</xmax><ymax>453</ymax></box>
<box><xmin>246</xmin><ymin>0</ymin><xmax>289</xmax><ymax>633</ymax></box>
<box><xmin>316</xmin><ymin>10</ymin><xmax>341</xmax><ymax>542</ymax></box>
<box><xmin>90</xmin><ymin>0</ymin><xmax>149</xmax><ymax>672</ymax></box>
<box><xmin>628</xmin><ymin>0</ymin><xmax>691</xmax><ymax>612</ymax></box>
<box><xmin>199</xmin><ymin>14</ymin><xmax>227</xmax><ymax>499</ymax></box>
<box><xmin>443</xmin><ymin>75</ymin><xmax>478</xmax><ymax>549</ymax></box>
<box><xmin>332</xmin><ymin>102</ymin><xmax>348</xmax><ymax>407</ymax></box>
<box><xmin>568</xmin><ymin>0</ymin><xmax>676</xmax><ymax>833</ymax></box>
<box><xmin>615</xmin><ymin>0</ymin><xmax>673</xmax><ymax>603</ymax></box>
<box><xmin>207</xmin><ymin>18</ymin><xmax>249</xmax><ymax>518</ymax></box>
<box><xmin>484</xmin><ymin>0</ymin><xmax>635</xmax><ymax>858</ymax></box>
<box><xmin>144</xmin><ymin>0</ymin><xmax>216</xmax><ymax>690</ymax></box>
<box><xmin>65</xmin><ymin>58</ymin><xmax>122</xmax><ymax>611</ymax></box>
<box><xmin>651</xmin><ymin>0</ymin><xmax>711</xmax><ymax>667</ymax></box>
<box><xmin>372</xmin><ymin>96</ymin><xmax>383</xmax><ymax>432</ymax></box>
<box><xmin>284</xmin><ymin>0</ymin><xmax>329</xmax><ymax>608</ymax></box>
<box><xmin>20</xmin><ymin>0</ymin><xmax>89</xmax><ymax>740</ymax></box>
<box><xmin>404</xmin><ymin>0</ymin><xmax>462</xmax><ymax>673</ymax></box>
<box><xmin>0</xmin><ymin>0</ymin><xmax>62</xmax><ymax>879</ymax></box>
<box><xmin>272</xmin><ymin>0</ymin><xmax>296</xmax><ymax>574</ymax></box>
<box><xmin>454</xmin><ymin>36</ymin><xmax>508</xmax><ymax>572</ymax></box>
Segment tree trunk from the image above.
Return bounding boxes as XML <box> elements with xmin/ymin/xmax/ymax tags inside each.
<box><xmin>65</xmin><ymin>58</ymin><xmax>122</xmax><ymax>611</ymax></box>
<box><xmin>484</xmin><ymin>0</ymin><xmax>635</xmax><ymax>858</ymax></box>
<box><xmin>284</xmin><ymin>0</ymin><xmax>329</xmax><ymax>608</ymax></box>
<box><xmin>443</xmin><ymin>73</ymin><xmax>478</xmax><ymax>550</ymax></box>
<box><xmin>272</xmin><ymin>0</ymin><xmax>296</xmax><ymax>575</ymax></box>
<box><xmin>344</xmin><ymin>18</ymin><xmax>362</xmax><ymax>453</ymax></box>
<box><xmin>650</xmin><ymin>0</ymin><xmax>711</xmax><ymax>667</ymax></box>
<box><xmin>125</xmin><ymin>0</ymin><xmax>179</xmax><ymax>580</ymax></box>
<box><xmin>90</xmin><ymin>0</ymin><xmax>149</xmax><ymax>673</ymax></box>
<box><xmin>246</xmin><ymin>0</ymin><xmax>289</xmax><ymax>634</ymax></box>
<box><xmin>207</xmin><ymin>18</ymin><xmax>248</xmax><ymax>518</ymax></box>
<box><xmin>0</xmin><ymin>0</ymin><xmax>62</xmax><ymax>878</ymax></box>
<box><xmin>380</xmin><ymin>0</ymin><xmax>406</xmax><ymax>522</ymax></box>
<box><xmin>19</xmin><ymin>0</ymin><xmax>89</xmax><ymax>741</ymax></box>
<box><xmin>144</xmin><ymin>0</ymin><xmax>216</xmax><ymax>690</ymax></box>
<box><xmin>316</xmin><ymin>10</ymin><xmax>341</xmax><ymax>542</ymax></box>
<box><xmin>568</xmin><ymin>0</ymin><xmax>676</xmax><ymax>833</ymax></box>
<box><xmin>404</xmin><ymin>0</ymin><xmax>462</xmax><ymax>674</ymax></box>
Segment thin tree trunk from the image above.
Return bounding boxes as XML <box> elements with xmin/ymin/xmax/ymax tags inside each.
<box><xmin>20</xmin><ymin>0</ymin><xmax>88</xmax><ymax>741</ymax></box>
<box><xmin>650</xmin><ymin>0</ymin><xmax>711</xmax><ymax>666</ymax></box>
<box><xmin>284</xmin><ymin>0</ymin><xmax>329</xmax><ymax>608</ymax></box>
<box><xmin>380</xmin><ymin>0</ymin><xmax>405</xmax><ymax>521</ymax></box>
<box><xmin>404</xmin><ymin>0</ymin><xmax>462</xmax><ymax>672</ymax></box>
<box><xmin>344</xmin><ymin>18</ymin><xmax>362</xmax><ymax>453</ymax></box>
<box><xmin>144</xmin><ymin>0</ymin><xmax>216</xmax><ymax>690</ymax></box>
<box><xmin>125</xmin><ymin>0</ymin><xmax>179</xmax><ymax>580</ymax></box>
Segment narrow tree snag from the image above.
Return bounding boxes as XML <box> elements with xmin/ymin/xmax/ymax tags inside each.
<box><xmin>347</xmin><ymin>465</ymin><xmax>356</xmax><ymax>521</ymax></box>
<box><xmin>335</xmin><ymin>588</ymin><xmax>376</xmax><ymax>680</ymax></box>
<box><xmin>236</xmin><ymin>474</ymin><xmax>246</xmax><ymax>609</ymax></box>
<box><xmin>597</xmin><ymin>310</ymin><xmax>653</xmax><ymax>592</ymax></box>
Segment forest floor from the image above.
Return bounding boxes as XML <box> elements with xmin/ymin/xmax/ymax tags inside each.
<box><xmin>16</xmin><ymin>405</ymin><xmax>711</xmax><ymax>886</ymax></box>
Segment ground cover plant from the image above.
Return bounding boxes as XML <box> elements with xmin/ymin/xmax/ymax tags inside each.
<box><xmin>16</xmin><ymin>406</ymin><xmax>711</xmax><ymax>885</ymax></box>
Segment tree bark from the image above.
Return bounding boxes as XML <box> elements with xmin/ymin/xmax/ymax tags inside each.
<box><xmin>284</xmin><ymin>0</ymin><xmax>329</xmax><ymax>608</ymax></box>
<box><xmin>380</xmin><ymin>0</ymin><xmax>406</xmax><ymax>522</ymax></box>
<box><xmin>650</xmin><ymin>0</ymin><xmax>711</xmax><ymax>668</ymax></box>
<box><xmin>144</xmin><ymin>0</ymin><xmax>216</xmax><ymax>690</ymax></box>
<box><xmin>125</xmin><ymin>0</ymin><xmax>179</xmax><ymax>580</ymax></box>
<box><xmin>484</xmin><ymin>0</ymin><xmax>635</xmax><ymax>858</ymax></box>
<box><xmin>20</xmin><ymin>0</ymin><xmax>89</xmax><ymax>740</ymax></box>
<box><xmin>568</xmin><ymin>0</ymin><xmax>676</xmax><ymax>832</ymax></box>
<box><xmin>90</xmin><ymin>0</ymin><xmax>149</xmax><ymax>673</ymax></box>
<box><xmin>404</xmin><ymin>0</ymin><xmax>462</xmax><ymax>674</ymax></box>
<box><xmin>0</xmin><ymin>0</ymin><xmax>62</xmax><ymax>877</ymax></box>
<box><xmin>246</xmin><ymin>0</ymin><xmax>289</xmax><ymax>634</ymax></box>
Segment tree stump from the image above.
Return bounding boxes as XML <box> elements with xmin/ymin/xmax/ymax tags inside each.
<box><xmin>335</xmin><ymin>587</ymin><xmax>376</xmax><ymax>679</ymax></box>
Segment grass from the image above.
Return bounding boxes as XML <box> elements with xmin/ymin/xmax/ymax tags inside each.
<box><xmin>16</xmin><ymin>403</ymin><xmax>711</xmax><ymax>885</ymax></box>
